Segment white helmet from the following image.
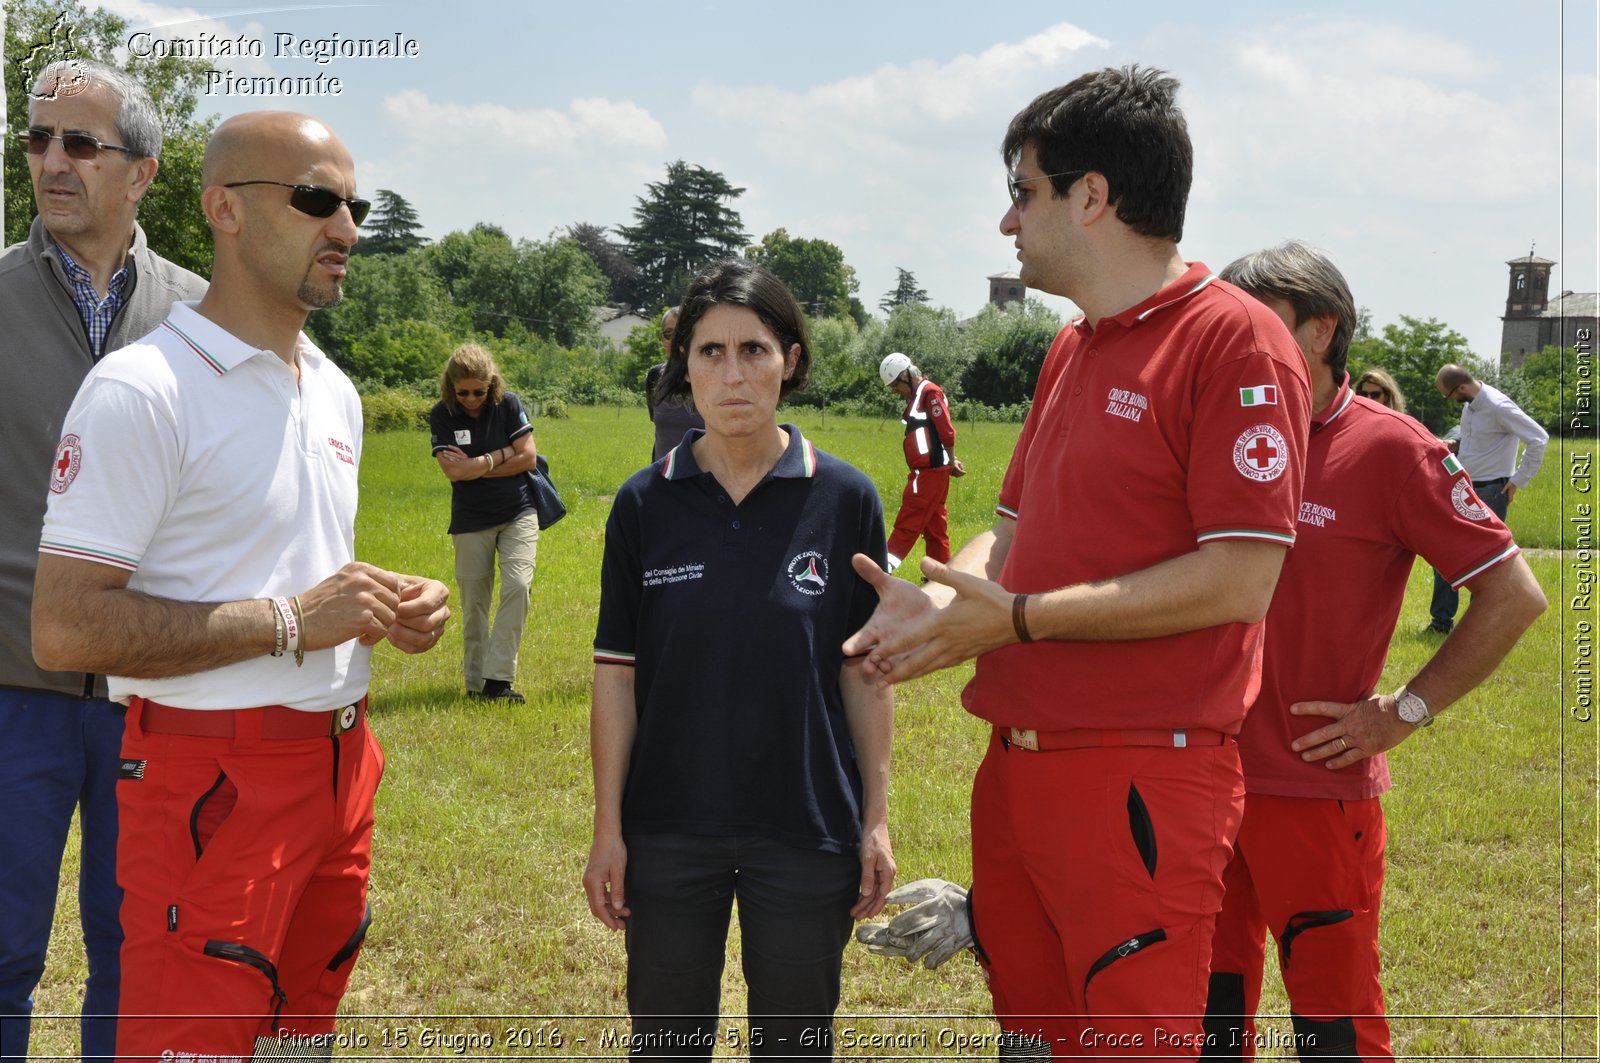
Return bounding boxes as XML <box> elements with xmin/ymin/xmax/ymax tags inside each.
<box><xmin>879</xmin><ymin>352</ymin><xmax>914</xmax><ymax>386</ymax></box>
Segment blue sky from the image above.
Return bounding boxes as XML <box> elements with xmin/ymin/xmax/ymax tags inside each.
<box><xmin>36</xmin><ymin>1</ymin><xmax>1600</xmax><ymax>362</ymax></box>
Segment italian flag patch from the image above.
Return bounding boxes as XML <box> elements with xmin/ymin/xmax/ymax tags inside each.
<box><xmin>1239</xmin><ymin>385</ymin><xmax>1278</xmax><ymax>406</ymax></box>
<box><xmin>1442</xmin><ymin>454</ymin><xmax>1464</xmax><ymax>476</ymax></box>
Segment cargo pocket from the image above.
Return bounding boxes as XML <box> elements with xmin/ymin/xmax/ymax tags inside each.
<box><xmin>1278</xmin><ymin>909</ymin><xmax>1353</xmax><ymax>971</ymax></box>
<box><xmin>326</xmin><ymin>905</ymin><xmax>371</xmax><ymax>975</ymax></box>
<box><xmin>204</xmin><ymin>939</ymin><xmax>287</xmax><ymax>1027</ymax></box>
<box><xmin>1083</xmin><ymin>928</ymin><xmax>1168</xmax><ymax>997</ymax></box>
<box><xmin>313</xmin><ymin>904</ymin><xmax>374</xmax><ymax>1007</ymax></box>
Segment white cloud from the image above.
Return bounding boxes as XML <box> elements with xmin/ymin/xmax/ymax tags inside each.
<box><xmin>382</xmin><ymin>90</ymin><xmax>666</xmax><ymax>156</ymax></box>
<box><xmin>1197</xmin><ymin>20</ymin><xmax>1560</xmax><ymax>204</ymax></box>
<box><xmin>677</xmin><ymin>21</ymin><xmax>1110</xmax><ymax>307</ymax></box>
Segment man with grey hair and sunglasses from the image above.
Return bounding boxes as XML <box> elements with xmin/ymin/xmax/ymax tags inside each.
<box><xmin>0</xmin><ymin>57</ymin><xmax>205</xmax><ymax>1058</ymax></box>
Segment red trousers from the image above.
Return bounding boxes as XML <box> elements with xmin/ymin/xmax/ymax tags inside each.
<box><xmin>886</xmin><ymin>467</ymin><xmax>951</xmax><ymax>567</ymax></box>
<box><xmin>114</xmin><ymin>699</ymin><xmax>383</xmax><ymax>1060</ymax></box>
<box><xmin>970</xmin><ymin>730</ymin><xmax>1244</xmax><ymax>1059</ymax></box>
<box><xmin>1203</xmin><ymin>793</ymin><xmax>1391</xmax><ymax>1060</ymax></box>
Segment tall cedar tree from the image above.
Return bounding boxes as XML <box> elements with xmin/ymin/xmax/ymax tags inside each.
<box><xmin>617</xmin><ymin>161</ymin><xmax>748</xmax><ymax>310</ymax></box>
<box><xmin>357</xmin><ymin>190</ymin><xmax>429</xmax><ymax>256</ymax></box>
<box><xmin>879</xmin><ymin>267</ymin><xmax>930</xmax><ymax>314</ymax></box>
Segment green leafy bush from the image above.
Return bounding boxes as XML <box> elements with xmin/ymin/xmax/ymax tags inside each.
<box><xmin>362</xmin><ymin>388</ymin><xmax>433</xmax><ymax>432</ymax></box>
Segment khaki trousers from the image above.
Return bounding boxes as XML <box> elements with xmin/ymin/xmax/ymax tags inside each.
<box><xmin>453</xmin><ymin>509</ymin><xmax>538</xmax><ymax>690</ymax></box>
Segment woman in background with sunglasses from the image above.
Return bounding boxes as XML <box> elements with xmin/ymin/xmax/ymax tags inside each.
<box><xmin>1354</xmin><ymin>367</ymin><xmax>1407</xmax><ymax>413</ymax></box>
<box><xmin>429</xmin><ymin>344</ymin><xmax>540</xmax><ymax>702</ymax></box>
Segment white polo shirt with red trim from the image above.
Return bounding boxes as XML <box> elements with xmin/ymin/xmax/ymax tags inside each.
<box><xmin>1241</xmin><ymin>379</ymin><xmax>1519</xmax><ymax>800</ymax></box>
<box><xmin>40</xmin><ymin>300</ymin><xmax>370</xmax><ymax>711</ymax></box>
<box><xmin>962</xmin><ymin>263</ymin><xmax>1311</xmax><ymax>734</ymax></box>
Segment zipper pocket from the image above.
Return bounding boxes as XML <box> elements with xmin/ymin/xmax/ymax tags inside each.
<box><xmin>327</xmin><ymin>905</ymin><xmax>372</xmax><ymax>972</ymax></box>
<box><xmin>204</xmin><ymin>940</ymin><xmax>288</xmax><ymax>1027</ymax></box>
<box><xmin>1279</xmin><ymin>909</ymin><xmax>1353</xmax><ymax>969</ymax></box>
<box><xmin>1083</xmin><ymin>928</ymin><xmax>1168</xmax><ymax>995</ymax></box>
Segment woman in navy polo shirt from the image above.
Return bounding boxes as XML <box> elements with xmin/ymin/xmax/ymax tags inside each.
<box><xmin>429</xmin><ymin>344</ymin><xmax>540</xmax><ymax>702</ymax></box>
<box><xmin>584</xmin><ymin>260</ymin><xmax>896</xmax><ymax>1058</ymax></box>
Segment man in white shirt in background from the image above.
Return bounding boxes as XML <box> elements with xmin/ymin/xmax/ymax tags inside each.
<box><xmin>1427</xmin><ymin>363</ymin><xmax>1548</xmax><ymax>634</ymax></box>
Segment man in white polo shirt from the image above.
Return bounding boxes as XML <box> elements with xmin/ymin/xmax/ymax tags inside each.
<box><xmin>32</xmin><ymin>111</ymin><xmax>450</xmax><ymax>1061</ymax></box>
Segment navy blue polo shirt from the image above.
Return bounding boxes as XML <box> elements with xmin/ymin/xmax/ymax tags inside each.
<box><xmin>429</xmin><ymin>391</ymin><xmax>535</xmax><ymax>534</ymax></box>
<box><xmin>594</xmin><ymin>425</ymin><xmax>888</xmax><ymax>853</ymax></box>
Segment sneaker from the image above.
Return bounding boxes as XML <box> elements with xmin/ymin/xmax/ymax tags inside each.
<box><xmin>479</xmin><ymin>679</ymin><xmax>526</xmax><ymax>703</ymax></box>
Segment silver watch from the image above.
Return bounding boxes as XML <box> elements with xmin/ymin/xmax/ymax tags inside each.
<box><xmin>1395</xmin><ymin>688</ymin><xmax>1434</xmax><ymax>728</ymax></box>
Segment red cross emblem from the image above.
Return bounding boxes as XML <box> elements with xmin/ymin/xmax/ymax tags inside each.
<box><xmin>1244</xmin><ymin>435</ymin><xmax>1279</xmax><ymax>469</ymax></box>
<box><xmin>1232</xmin><ymin>425</ymin><xmax>1288</xmax><ymax>482</ymax></box>
<box><xmin>49</xmin><ymin>435</ymin><xmax>82</xmax><ymax>494</ymax></box>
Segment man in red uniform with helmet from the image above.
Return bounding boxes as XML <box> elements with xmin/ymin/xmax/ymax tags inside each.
<box><xmin>878</xmin><ymin>352</ymin><xmax>963</xmax><ymax>572</ymax></box>
<box><xmin>846</xmin><ymin>66</ymin><xmax>1311</xmax><ymax>1057</ymax></box>
<box><xmin>1200</xmin><ymin>242</ymin><xmax>1546</xmax><ymax>1060</ymax></box>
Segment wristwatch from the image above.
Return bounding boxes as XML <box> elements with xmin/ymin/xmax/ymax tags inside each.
<box><xmin>1395</xmin><ymin>688</ymin><xmax>1434</xmax><ymax>728</ymax></box>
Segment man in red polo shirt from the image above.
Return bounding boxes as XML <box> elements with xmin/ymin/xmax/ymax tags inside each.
<box><xmin>1199</xmin><ymin>243</ymin><xmax>1546</xmax><ymax>1059</ymax></box>
<box><xmin>846</xmin><ymin>67</ymin><xmax>1310</xmax><ymax>1056</ymax></box>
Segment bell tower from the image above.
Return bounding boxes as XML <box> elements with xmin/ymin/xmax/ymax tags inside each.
<box><xmin>1499</xmin><ymin>247</ymin><xmax>1556</xmax><ymax>366</ymax></box>
<box><xmin>1504</xmin><ymin>247</ymin><xmax>1553</xmax><ymax>317</ymax></box>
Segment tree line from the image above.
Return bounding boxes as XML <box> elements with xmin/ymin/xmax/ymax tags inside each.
<box><xmin>5</xmin><ymin>0</ymin><xmax>1582</xmax><ymax>433</ymax></box>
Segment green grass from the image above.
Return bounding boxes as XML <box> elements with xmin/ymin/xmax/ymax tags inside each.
<box><xmin>28</xmin><ymin>407</ymin><xmax>1596</xmax><ymax>1060</ymax></box>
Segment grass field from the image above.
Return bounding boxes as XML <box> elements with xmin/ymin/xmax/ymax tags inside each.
<box><xmin>28</xmin><ymin>407</ymin><xmax>1598</xmax><ymax>1060</ymax></box>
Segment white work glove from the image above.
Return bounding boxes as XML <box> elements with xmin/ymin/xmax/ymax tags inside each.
<box><xmin>854</xmin><ymin>878</ymin><xmax>972</xmax><ymax>969</ymax></box>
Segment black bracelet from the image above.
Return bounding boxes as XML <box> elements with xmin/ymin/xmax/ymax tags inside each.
<box><xmin>1012</xmin><ymin>593</ymin><xmax>1034</xmax><ymax>643</ymax></box>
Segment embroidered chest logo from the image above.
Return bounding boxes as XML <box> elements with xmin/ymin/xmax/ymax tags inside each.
<box><xmin>50</xmin><ymin>434</ymin><xmax>82</xmax><ymax>494</ymax></box>
<box><xmin>1104</xmin><ymin>387</ymin><xmax>1149</xmax><ymax>423</ymax></box>
<box><xmin>787</xmin><ymin>551</ymin><xmax>829</xmax><ymax>596</ymax></box>
<box><xmin>1233</xmin><ymin>424</ymin><xmax>1289</xmax><ymax>482</ymax></box>
<box><xmin>1298</xmin><ymin>501</ymin><xmax>1337</xmax><ymax>528</ymax></box>
<box><xmin>1451</xmin><ymin>479</ymin><xmax>1490</xmax><ymax>521</ymax></box>
<box><xmin>454</xmin><ymin>430</ymin><xmax>471</xmax><ymax>446</ymax></box>
<box><xmin>643</xmin><ymin>563</ymin><xmax>705</xmax><ymax>587</ymax></box>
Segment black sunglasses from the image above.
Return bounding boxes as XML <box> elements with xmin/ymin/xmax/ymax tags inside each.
<box><xmin>1007</xmin><ymin>169</ymin><xmax>1086</xmax><ymax>206</ymax></box>
<box><xmin>455</xmin><ymin>388</ymin><xmax>487</xmax><ymax>398</ymax></box>
<box><xmin>1358</xmin><ymin>389</ymin><xmax>1386</xmax><ymax>400</ymax></box>
<box><xmin>16</xmin><ymin>128</ymin><xmax>137</xmax><ymax>160</ymax></box>
<box><xmin>223</xmin><ymin>180</ymin><xmax>371</xmax><ymax>225</ymax></box>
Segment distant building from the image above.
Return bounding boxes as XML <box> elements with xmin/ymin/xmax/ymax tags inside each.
<box><xmin>594</xmin><ymin>306</ymin><xmax>650</xmax><ymax>347</ymax></box>
<box><xmin>988</xmin><ymin>270</ymin><xmax>1025</xmax><ymax>309</ymax></box>
<box><xmin>1500</xmin><ymin>252</ymin><xmax>1598</xmax><ymax>368</ymax></box>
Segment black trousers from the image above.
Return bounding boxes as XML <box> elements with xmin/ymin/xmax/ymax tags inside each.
<box><xmin>623</xmin><ymin>833</ymin><xmax>858</xmax><ymax>1060</ymax></box>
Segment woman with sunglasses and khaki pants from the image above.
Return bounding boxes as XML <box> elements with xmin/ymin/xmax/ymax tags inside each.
<box><xmin>429</xmin><ymin>344</ymin><xmax>540</xmax><ymax>701</ymax></box>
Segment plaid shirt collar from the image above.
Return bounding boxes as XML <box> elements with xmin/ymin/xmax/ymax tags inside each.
<box><xmin>52</xmin><ymin>239</ymin><xmax>131</xmax><ymax>360</ymax></box>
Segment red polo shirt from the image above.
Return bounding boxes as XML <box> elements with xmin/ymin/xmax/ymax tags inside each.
<box><xmin>1240</xmin><ymin>379</ymin><xmax>1520</xmax><ymax>800</ymax></box>
<box><xmin>962</xmin><ymin>263</ymin><xmax>1310</xmax><ymax>733</ymax></box>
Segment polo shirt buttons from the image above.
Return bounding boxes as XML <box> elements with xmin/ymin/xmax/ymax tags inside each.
<box><xmin>732</xmin><ymin>520</ymin><xmax>741</xmax><ymax>529</ymax></box>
